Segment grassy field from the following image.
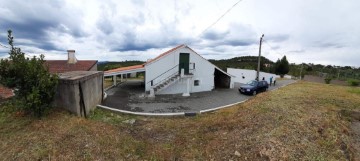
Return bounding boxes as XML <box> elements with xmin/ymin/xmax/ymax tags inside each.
<box><xmin>104</xmin><ymin>78</ymin><xmax>114</xmax><ymax>89</ymax></box>
<box><xmin>0</xmin><ymin>81</ymin><xmax>360</xmax><ymax>160</ymax></box>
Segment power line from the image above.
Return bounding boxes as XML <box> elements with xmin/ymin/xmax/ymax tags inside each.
<box><xmin>262</xmin><ymin>39</ymin><xmax>284</xmax><ymax>57</ymax></box>
<box><xmin>0</xmin><ymin>43</ymin><xmax>9</xmax><ymax>49</ymax></box>
<box><xmin>197</xmin><ymin>0</ymin><xmax>244</xmax><ymax>37</ymax></box>
<box><xmin>0</xmin><ymin>43</ymin><xmax>38</xmax><ymax>58</ymax></box>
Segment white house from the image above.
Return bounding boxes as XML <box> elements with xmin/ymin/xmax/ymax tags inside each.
<box><xmin>227</xmin><ymin>68</ymin><xmax>278</xmax><ymax>87</ymax></box>
<box><xmin>104</xmin><ymin>44</ymin><xmax>232</xmax><ymax>97</ymax></box>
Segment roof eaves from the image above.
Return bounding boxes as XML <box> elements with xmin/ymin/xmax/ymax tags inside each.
<box><xmin>144</xmin><ymin>44</ymin><xmax>185</xmax><ymax>66</ymax></box>
<box><xmin>186</xmin><ymin>46</ymin><xmax>234</xmax><ymax>77</ymax></box>
<box><xmin>87</xmin><ymin>60</ymin><xmax>98</xmax><ymax>70</ymax></box>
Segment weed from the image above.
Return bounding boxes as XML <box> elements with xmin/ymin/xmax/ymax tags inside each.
<box><xmin>0</xmin><ymin>81</ymin><xmax>360</xmax><ymax>160</ymax></box>
<box><xmin>348</xmin><ymin>88</ymin><xmax>360</xmax><ymax>95</ymax></box>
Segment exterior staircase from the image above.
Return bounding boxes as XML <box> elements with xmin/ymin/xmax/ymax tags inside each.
<box><xmin>148</xmin><ymin>63</ymin><xmax>195</xmax><ymax>97</ymax></box>
<box><xmin>152</xmin><ymin>74</ymin><xmax>180</xmax><ymax>93</ymax></box>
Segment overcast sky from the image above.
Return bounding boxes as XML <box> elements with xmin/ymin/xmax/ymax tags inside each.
<box><xmin>0</xmin><ymin>0</ymin><xmax>359</xmax><ymax>66</ymax></box>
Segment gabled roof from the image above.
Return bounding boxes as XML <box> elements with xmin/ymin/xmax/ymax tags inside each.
<box><xmin>185</xmin><ymin>46</ymin><xmax>234</xmax><ymax>77</ymax></box>
<box><xmin>105</xmin><ymin>64</ymin><xmax>144</xmax><ymax>73</ymax></box>
<box><xmin>144</xmin><ymin>44</ymin><xmax>185</xmax><ymax>66</ymax></box>
<box><xmin>104</xmin><ymin>64</ymin><xmax>145</xmax><ymax>76</ymax></box>
<box><xmin>104</xmin><ymin>44</ymin><xmax>233</xmax><ymax>77</ymax></box>
<box><xmin>45</xmin><ymin>60</ymin><xmax>97</xmax><ymax>74</ymax></box>
<box><xmin>104</xmin><ymin>45</ymin><xmax>184</xmax><ymax>76</ymax></box>
<box><xmin>144</xmin><ymin>44</ymin><xmax>233</xmax><ymax>77</ymax></box>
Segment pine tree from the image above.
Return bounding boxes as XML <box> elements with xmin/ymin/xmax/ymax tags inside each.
<box><xmin>275</xmin><ymin>55</ymin><xmax>290</xmax><ymax>77</ymax></box>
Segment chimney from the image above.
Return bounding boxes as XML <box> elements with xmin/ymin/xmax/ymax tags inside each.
<box><xmin>67</xmin><ymin>50</ymin><xmax>77</xmax><ymax>64</ymax></box>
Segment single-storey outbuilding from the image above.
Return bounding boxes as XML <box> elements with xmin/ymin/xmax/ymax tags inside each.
<box><xmin>105</xmin><ymin>44</ymin><xmax>233</xmax><ymax>97</ymax></box>
<box><xmin>227</xmin><ymin>68</ymin><xmax>278</xmax><ymax>87</ymax></box>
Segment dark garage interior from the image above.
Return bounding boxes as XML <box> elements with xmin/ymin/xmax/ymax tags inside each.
<box><xmin>214</xmin><ymin>68</ymin><xmax>230</xmax><ymax>89</ymax></box>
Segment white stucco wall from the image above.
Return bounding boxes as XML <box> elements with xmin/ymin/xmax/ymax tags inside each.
<box><xmin>145</xmin><ymin>47</ymin><xmax>215</xmax><ymax>94</ymax></box>
<box><xmin>228</xmin><ymin>68</ymin><xmax>277</xmax><ymax>86</ymax></box>
<box><xmin>284</xmin><ymin>75</ymin><xmax>292</xmax><ymax>79</ymax></box>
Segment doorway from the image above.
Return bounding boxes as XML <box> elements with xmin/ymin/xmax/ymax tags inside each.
<box><xmin>214</xmin><ymin>68</ymin><xmax>230</xmax><ymax>88</ymax></box>
<box><xmin>179</xmin><ymin>53</ymin><xmax>190</xmax><ymax>74</ymax></box>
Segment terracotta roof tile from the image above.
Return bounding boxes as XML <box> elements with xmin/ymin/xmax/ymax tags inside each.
<box><xmin>104</xmin><ymin>45</ymin><xmax>184</xmax><ymax>73</ymax></box>
<box><xmin>105</xmin><ymin>64</ymin><xmax>144</xmax><ymax>73</ymax></box>
<box><xmin>144</xmin><ymin>44</ymin><xmax>185</xmax><ymax>65</ymax></box>
<box><xmin>45</xmin><ymin>60</ymin><xmax>97</xmax><ymax>74</ymax></box>
<box><xmin>0</xmin><ymin>85</ymin><xmax>14</xmax><ymax>99</ymax></box>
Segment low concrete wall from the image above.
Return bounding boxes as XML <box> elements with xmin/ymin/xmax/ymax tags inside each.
<box><xmin>53</xmin><ymin>71</ymin><xmax>103</xmax><ymax>117</ymax></box>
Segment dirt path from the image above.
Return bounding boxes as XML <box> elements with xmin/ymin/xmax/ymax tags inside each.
<box><xmin>303</xmin><ymin>75</ymin><xmax>347</xmax><ymax>86</ymax></box>
<box><xmin>350</xmin><ymin>121</ymin><xmax>360</xmax><ymax>160</ymax></box>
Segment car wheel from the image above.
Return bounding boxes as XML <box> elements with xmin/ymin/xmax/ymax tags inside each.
<box><xmin>252</xmin><ymin>90</ymin><xmax>257</xmax><ymax>95</ymax></box>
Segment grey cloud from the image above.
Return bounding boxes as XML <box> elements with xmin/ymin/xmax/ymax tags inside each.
<box><xmin>0</xmin><ymin>20</ymin><xmax>61</xmax><ymax>51</ymax></box>
<box><xmin>97</xmin><ymin>18</ymin><xmax>114</xmax><ymax>35</ymax></box>
<box><xmin>288</xmin><ymin>49</ymin><xmax>306</xmax><ymax>53</ymax></box>
<box><xmin>111</xmin><ymin>35</ymin><xmax>193</xmax><ymax>52</ymax></box>
<box><xmin>200</xmin><ymin>23</ymin><xmax>257</xmax><ymax>47</ymax></box>
<box><xmin>0</xmin><ymin>0</ymin><xmax>87</xmax><ymax>51</ymax></box>
<box><xmin>96</xmin><ymin>3</ymin><xmax>118</xmax><ymax>35</ymax></box>
<box><xmin>132</xmin><ymin>0</ymin><xmax>145</xmax><ymax>6</ymax></box>
<box><xmin>265</xmin><ymin>34</ymin><xmax>289</xmax><ymax>42</ymax></box>
<box><xmin>0</xmin><ymin>52</ymin><xmax>7</xmax><ymax>57</ymax></box>
<box><xmin>107</xmin><ymin>15</ymin><xmax>197</xmax><ymax>52</ymax></box>
<box><xmin>226</xmin><ymin>39</ymin><xmax>257</xmax><ymax>46</ymax></box>
<box><xmin>313</xmin><ymin>42</ymin><xmax>345</xmax><ymax>49</ymax></box>
<box><xmin>201</xmin><ymin>52</ymin><xmax>223</xmax><ymax>56</ymax></box>
<box><xmin>202</xmin><ymin>30</ymin><xmax>229</xmax><ymax>40</ymax></box>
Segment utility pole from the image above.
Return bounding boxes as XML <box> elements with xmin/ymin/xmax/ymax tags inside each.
<box><xmin>256</xmin><ymin>34</ymin><xmax>264</xmax><ymax>81</ymax></box>
<box><xmin>299</xmin><ymin>63</ymin><xmax>303</xmax><ymax>80</ymax></box>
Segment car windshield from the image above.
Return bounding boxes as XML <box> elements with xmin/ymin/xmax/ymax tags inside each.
<box><xmin>246</xmin><ymin>80</ymin><xmax>258</xmax><ymax>86</ymax></box>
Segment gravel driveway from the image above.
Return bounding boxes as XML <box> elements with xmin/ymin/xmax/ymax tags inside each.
<box><xmin>102</xmin><ymin>79</ymin><xmax>296</xmax><ymax>113</ymax></box>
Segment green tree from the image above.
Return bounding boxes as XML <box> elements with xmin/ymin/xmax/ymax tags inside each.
<box><xmin>275</xmin><ymin>55</ymin><xmax>290</xmax><ymax>77</ymax></box>
<box><xmin>0</xmin><ymin>30</ymin><xmax>58</xmax><ymax>117</ymax></box>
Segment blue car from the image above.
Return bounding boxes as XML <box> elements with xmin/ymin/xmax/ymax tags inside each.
<box><xmin>239</xmin><ymin>80</ymin><xmax>269</xmax><ymax>95</ymax></box>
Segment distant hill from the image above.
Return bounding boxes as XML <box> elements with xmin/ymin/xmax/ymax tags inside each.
<box><xmin>209</xmin><ymin>56</ymin><xmax>275</xmax><ymax>72</ymax></box>
<box><xmin>98</xmin><ymin>56</ymin><xmax>275</xmax><ymax>73</ymax></box>
<box><xmin>97</xmin><ymin>60</ymin><xmax>145</xmax><ymax>71</ymax></box>
<box><xmin>98</xmin><ymin>56</ymin><xmax>360</xmax><ymax>82</ymax></box>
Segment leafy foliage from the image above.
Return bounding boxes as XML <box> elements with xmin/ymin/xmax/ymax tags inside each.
<box><xmin>0</xmin><ymin>30</ymin><xmax>58</xmax><ymax>117</ymax></box>
<box><xmin>324</xmin><ymin>77</ymin><xmax>332</xmax><ymax>84</ymax></box>
<box><xmin>347</xmin><ymin>79</ymin><xmax>359</xmax><ymax>86</ymax></box>
<box><xmin>209</xmin><ymin>56</ymin><xmax>275</xmax><ymax>73</ymax></box>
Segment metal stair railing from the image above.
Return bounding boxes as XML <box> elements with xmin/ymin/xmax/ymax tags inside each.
<box><xmin>147</xmin><ymin>64</ymin><xmax>179</xmax><ymax>87</ymax></box>
<box><xmin>153</xmin><ymin>73</ymin><xmax>180</xmax><ymax>92</ymax></box>
<box><xmin>147</xmin><ymin>63</ymin><xmax>196</xmax><ymax>91</ymax></box>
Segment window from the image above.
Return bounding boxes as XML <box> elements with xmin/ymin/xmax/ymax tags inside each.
<box><xmin>194</xmin><ymin>80</ymin><xmax>200</xmax><ymax>86</ymax></box>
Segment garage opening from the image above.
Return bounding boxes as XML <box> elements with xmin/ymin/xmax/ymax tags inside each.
<box><xmin>214</xmin><ymin>68</ymin><xmax>230</xmax><ymax>89</ymax></box>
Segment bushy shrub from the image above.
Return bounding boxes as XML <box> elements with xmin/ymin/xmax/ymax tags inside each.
<box><xmin>0</xmin><ymin>30</ymin><xmax>58</xmax><ymax>117</ymax></box>
<box><xmin>324</xmin><ymin>77</ymin><xmax>332</xmax><ymax>84</ymax></box>
<box><xmin>347</xmin><ymin>79</ymin><xmax>359</xmax><ymax>86</ymax></box>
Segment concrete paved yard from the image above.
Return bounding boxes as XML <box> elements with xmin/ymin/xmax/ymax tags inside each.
<box><xmin>102</xmin><ymin>79</ymin><xmax>296</xmax><ymax>113</ymax></box>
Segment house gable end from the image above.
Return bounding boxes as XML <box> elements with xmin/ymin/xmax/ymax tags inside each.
<box><xmin>185</xmin><ymin>46</ymin><xmax>234</xmax><ymax>77</ymax></box>
<box><xmin>144</xmin><ymin>44</ymin><xmax>185</xmax><ymax>67</ymax></box>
